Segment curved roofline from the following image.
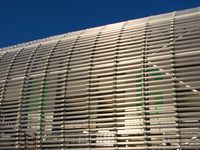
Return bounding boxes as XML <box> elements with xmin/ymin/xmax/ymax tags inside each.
<box><xmin>0</xmin><ymin>7</ymin><xmax>199</xmax><ymax>53</ymax></box>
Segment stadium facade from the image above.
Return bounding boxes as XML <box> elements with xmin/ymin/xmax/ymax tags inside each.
<box><xmin>0</xmin><ymin>7</ymin><xmax>200</xmax><ymax>149</ymax></box>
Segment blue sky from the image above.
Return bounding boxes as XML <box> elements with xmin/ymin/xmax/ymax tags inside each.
<box><xmin>0</xmin><ymin>0</ymin><xmax>200</xmax><ymax>48</ymax></box>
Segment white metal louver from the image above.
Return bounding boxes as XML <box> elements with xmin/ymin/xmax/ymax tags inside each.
<box><xmin>0</xmin><ymin>7</ymin><xmax>200</xmax><ymax>149</ymax></box>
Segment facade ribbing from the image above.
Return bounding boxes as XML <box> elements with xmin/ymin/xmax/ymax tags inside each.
<box><xmin>0</xmin><ymin>7</ymin><xmax>200</xmax><ymax>149</ymax></box>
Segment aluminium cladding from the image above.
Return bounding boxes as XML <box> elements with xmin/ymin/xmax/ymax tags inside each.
<box><xmin>0</xmin><ymin>7</ymin><xmax>200</xmax><ymax>149</ymax></box>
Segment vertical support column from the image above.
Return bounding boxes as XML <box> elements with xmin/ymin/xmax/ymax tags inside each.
<box><xmin>24</xmin><ymin>131</ymin><xmax>27</xmax><ymax>150</ymax></box>
<box><xmin>88</xmin><ymin>26</ymin><xmax>106</xmax><ymax>149</ymax></box>
<box><xmin>113</xmin><ymin>21</ymin><xmax>127</xmax><ymax>148</ymax></box>
<box><xmin>63</xmin><ymin>30</ymin><xmax>85</xmax><ymax>148</ymax></box>
<box><xmin>33</xmin><ymin>132</ymin><xmax>37</xmax><ymax>150</ymax></box>
<box><xmin>39</xmin><ymin>38</ymin><xmax>63</xmax><ymax>148</ymax></box>
<box><xmin>18</xmin><ymin>44</ymin><xmax>41</xmax><ymax>149</ymax></box>
<box><xmin>0</xmin><ymin>47</ymin><xmax>24</xmax><ymax>149</ymax></box>
<box><xmin>0</xmin><ymin>48</ymin><xmax>23</xmax><ymax>104</ymax></box>
<box><xmin>142</xmin><ymin>17</ymin><xmax>151</xmax><ymax>149</ymax></box>
<box><xmin>171</xmin><ymin>11</ymin><xmax>181</xmax><ymax>149</ymax></box>
<box><xmin>0</xmin><ymin>51</ymin><xmax>7</xmax><ymax>131</ymax></box>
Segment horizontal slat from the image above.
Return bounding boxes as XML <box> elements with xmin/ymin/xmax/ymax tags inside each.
<box><xmin>0</xmin><ymin>8</ymin><xmax>200</xmax><ymax>149</ymax></box>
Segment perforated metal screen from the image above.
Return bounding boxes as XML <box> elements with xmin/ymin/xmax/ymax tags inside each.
<box><xmin>0</xmin><ymin>7</ymin><xmax>200</xmax><ymax>149</ymax></box>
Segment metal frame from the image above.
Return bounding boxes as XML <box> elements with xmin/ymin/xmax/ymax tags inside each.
<box><xmin>0</xmin><ymin>7</ymin><xmax>200</xmax><ymax>149</ymax></box>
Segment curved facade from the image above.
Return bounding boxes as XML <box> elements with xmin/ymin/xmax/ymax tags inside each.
<box><xmin>0</xmin><ymin>8</ymin><xmax>200</xmax><ymax>149</ymax></box>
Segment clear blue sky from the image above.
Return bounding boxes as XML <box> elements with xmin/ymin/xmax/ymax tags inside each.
<box><xmin>0</xmin><ymin>0</ymin><xmax>200</xmax><ymax>48</ymax></box>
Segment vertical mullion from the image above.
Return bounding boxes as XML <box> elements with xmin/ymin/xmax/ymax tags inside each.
<box><xmin>114</xmin><ymin>22</ymin><xmax>127</xmax><ymax>148</ymax></box>
<box><xmin>0</xmin><ymin>51</ymin><xmax>7</xmax><ymax>133</ymax></box>
<box><xmin>172</xmin><ymin>12</ymin><xmax>181</xmax><ymax>149</ymax></box>
<box><xmin>39</xmin><ymin>39</ymin><xmax>63</xmax><ymax>149</ymax></box>
<box><xmin>0</xmin><ymin>47</ymin><xmax>24</xmax><ymax>149</ymax></box>
<box><xmin>88</xmin><ymin>27</ymin><xmax>105</xmax><ymax>149</ymax></box>
<box><xmin>63</xmin><ymin>31</ymin><xmax>85</xmax><ymax>149</ymax></box>
<box><xmin>19</xmin><ymin>44</ymin><xmax>41</xmax><ymax>149</ymax></box>
<box><xmin>143</xmin><ymin>17</ymin><xmax>151</xmax><ymax>149</ymax></box>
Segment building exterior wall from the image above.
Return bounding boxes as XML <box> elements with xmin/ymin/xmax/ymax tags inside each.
<box><xmin>0</xmin><ymin>7</ymin><xmax>200</xmax><ymax>149</ymax></box>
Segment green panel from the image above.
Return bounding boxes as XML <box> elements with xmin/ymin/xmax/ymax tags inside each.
<box><xmin>148</xmin><ymin>68</ymin><xmax>163</xmax><ymax>114</ymax></box>
<box><xmin>147</xmin><ymin>68</ymin><xmax>163</xmax><ymax>80</ymax></box>
<box><xmin>41</xmin><ymin>79</ymin><xmax>48</xmax><ymax>121</ymax></box>
<box><xmin>29</xmin><ymin>80</ymin><xmax>38</xmax><ymax>112</ymax></box>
